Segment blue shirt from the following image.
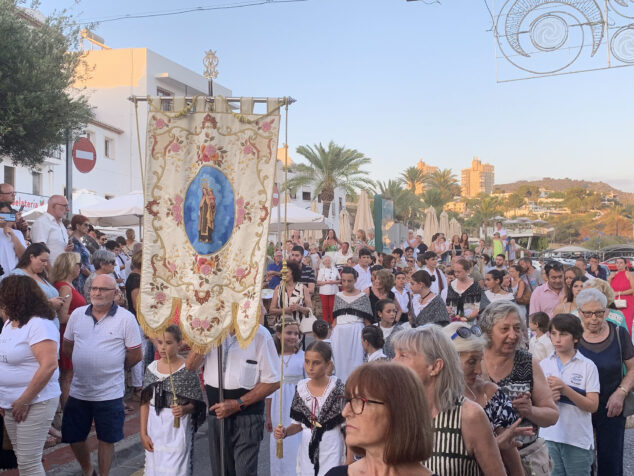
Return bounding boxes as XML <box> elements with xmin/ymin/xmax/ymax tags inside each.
<box><xmin>266</xmin><ymin>262</ymin><xmax>282</xmax><ymax>289</ymax></box>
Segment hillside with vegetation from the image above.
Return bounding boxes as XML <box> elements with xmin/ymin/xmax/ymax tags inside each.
<box><xmin>495</xmin><ymin>178</ymin><xmax>634</xmax><ymax>204</ymax></box>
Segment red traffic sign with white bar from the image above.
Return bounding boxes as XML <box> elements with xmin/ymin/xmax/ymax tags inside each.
<box><xmin>72</xmin><ymin>137</ymin><xmax>97</xmax><ymax>173</ymax></box>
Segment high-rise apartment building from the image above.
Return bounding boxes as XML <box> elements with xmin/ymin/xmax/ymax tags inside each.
<box><xmin>415</xmin><ymin>160</ymin><xmax>438</xmax><ymax>194</ymax></box>
<box><xmin>461</xmin><ymin>157</ymin><xmax>494</xmax><ymax>197</ymax></box>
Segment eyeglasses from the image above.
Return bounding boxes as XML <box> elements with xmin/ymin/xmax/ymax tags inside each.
<box><xmin>339</xmin><ymin>396</ymin><xmax>384</xmax><ymax>415</ymax></box>
<box><xmin>0</xmin><ymin>190</ymin><xmax>15</xmax><ymax>195</ymax></box>
<box><xmin>579</xmin><ymin>309</ymin><xmax>606</xmax><ymax>318</ymax></box>
<box><xmin>53</xmin><ymin>203</ymin><xmax>70</xmax><ymax>209</ymax></box>
<box><xmin>450</xmin><ymin>325</ymin><xmax>482</xmax><ymax>340</ymax></box>
<box><xmin>91</xmin><ymin>286</ymin><xmax>116</xmax><ymax>293</ymax></box>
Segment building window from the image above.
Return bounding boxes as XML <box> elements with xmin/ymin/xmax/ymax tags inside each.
<box><xmin>157</xmin><ymin>87</ymin><xmax>173</xmax><ymax>112</ymax></box>
<box><xmin>86</xmin><ymin>130</ymin><xmax>95</xmax><ymax>144</ymax></box>
<box><xmin>302</xmin><ymin>191</ymin><xmax>311</xmax><ymax>201</ymax></box>
<box><xmin>32</xmin><ymin>172</ymin><xmax>42</xmax><ymax>195</ymax></box>
<box><xmin>3</xmin><ymin>166</ymin><xmax>15</xmax><ymax>187</ymax></box>
<box><xmin>104</xmin><ymin>138</ymin><xmax>114</xmax><ymax>159</ymax></box>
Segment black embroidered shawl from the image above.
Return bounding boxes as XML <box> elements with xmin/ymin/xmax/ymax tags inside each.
<box><xmin>141</xmin><ymin>366</ymin><xmax>207</xmax><ymax>431</ymax></box>
<box><xmin>289</xmin><ymin>378</ymin><xmax>345</xmax><ymax>476</ymax></box>
<box><xmin>332</xmin><ymin>293</ymin><xmax>374</xmax><ymax>324</ymax></box>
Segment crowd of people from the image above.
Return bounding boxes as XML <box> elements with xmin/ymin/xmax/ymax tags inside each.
<box><xmin>0</xmin><ymin>190</ymin><xmax>144</xmax><ymax>475</ymax></box>
<box><xmin>252</xmin><ymin>225</ymin><xmax>634</xmax><ymax>476</ymax></box>
<box><xmin>2</xmin><ymin>186</ymin><xmax>634</xmax><ymax>476</ymax></box>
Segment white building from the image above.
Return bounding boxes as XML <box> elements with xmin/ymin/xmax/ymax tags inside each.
<box><xmin>1</xmin><ymin>40</ymin><xmax>231</xmax><ymax>212</ymax></box>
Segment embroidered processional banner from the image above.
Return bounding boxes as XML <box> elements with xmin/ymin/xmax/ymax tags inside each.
<box><xmin>138</xmin><ymin>96</ymin><xmax>282</xmax><ymax>352</ymax></box>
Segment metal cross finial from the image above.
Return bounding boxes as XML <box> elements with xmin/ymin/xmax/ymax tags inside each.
<box><xmin>203</xmin><ymin>49</ymin><xmax>219</xmax><ymax>80</ymax></box>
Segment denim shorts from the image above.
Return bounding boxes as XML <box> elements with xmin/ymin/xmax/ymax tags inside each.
<box><xmin>61</xmin><ymin>396</ymin><xmax>125</xmax><ymax>444</ymax></box>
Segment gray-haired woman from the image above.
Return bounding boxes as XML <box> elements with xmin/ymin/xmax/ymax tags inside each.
<box><xmin>393</xmin><ymin>325</ymin><xmax>506</xmax><ymax>475</ymax></box>
<box><xmin>83</xmin><ymin>249</ymin><xmax>116</xmax><ymax>304</ymax></box>
<box><xmin>480</xmin><ymin>301</ymin><xmax>558</xmax><ymax>476</ymax></box>
<box><xmin>577</xmin><ymin>288</ymin><xmax>634</xmax><ymax>476</ymax></box>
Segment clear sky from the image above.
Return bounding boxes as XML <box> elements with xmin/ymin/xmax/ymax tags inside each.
<box><xmin>41</xmin><ymin>0</ymin><xmax>634</xmax><ymax>192</ymax></box>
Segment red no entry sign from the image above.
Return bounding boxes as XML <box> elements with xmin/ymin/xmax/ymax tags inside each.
<box><xmin>72</xmin><ymin>137</ymin><xmax>97</xmax><ymax>173</ymax></box>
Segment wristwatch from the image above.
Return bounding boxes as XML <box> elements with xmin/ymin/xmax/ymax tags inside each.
<box><xmin>236</xmin><ymin>398</ymin><xmax>245</xmax><ymax>411</ymax></box>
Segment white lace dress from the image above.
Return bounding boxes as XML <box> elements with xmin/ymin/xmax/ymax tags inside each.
<box><xmin>269</xmin><ymin>350</ymin><xmax>305</xmax><ymax>476</ymax></box>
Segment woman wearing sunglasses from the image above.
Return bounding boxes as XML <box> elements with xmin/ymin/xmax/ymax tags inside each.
<box><xmin>392</xmin><ymin>325</ymin><xmax>506</xmax><ymax>475</ymax></box>
<box><xmin>443</xmin><ymin>322</ymin><xmax>528</xmax><ymax>476</ymax></box>
<box><xmin>325</xmin><ymin>362</ymin><xmax>436</xmax><ymax>476</ymax></box>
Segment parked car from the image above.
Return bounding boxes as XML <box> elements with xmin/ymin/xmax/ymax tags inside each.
<box><xmin>601</xmin><ymin>257</ymin><xmax>634</xmax><ymax>272</ymax></box>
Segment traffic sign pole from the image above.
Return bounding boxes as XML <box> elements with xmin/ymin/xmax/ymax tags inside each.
<box><xmin>65</xmin><ymin>131</ymin><xmax>72</xmax><ymax>219</ymax></box>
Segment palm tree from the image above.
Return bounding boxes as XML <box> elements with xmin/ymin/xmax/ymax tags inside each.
<box><xmin>422</xmin><ymin>188</ymin><xmax>446</xmax><ymax>211</ymax></box>
<box><xmin>377</xmin><ymin>180</ymin><xmax>424</xmax><ymax>228</ymax></box>
<box><xmin>286</xmin><ymin>141</ymin><xmax>375</xmax><ymax>220</ymax></box>
<box><xmin>427</xmin><ymin>168</ymin><xmax>460</xmax><ymax>204</ymax></box>
<box><xmin>470</xmin><ymin>196</ymin><xmax>501</xmax><ymax>238</ymax></box>
<box><xmin>399</xmin><ymin>166</ymin><xmax>426</xmax><ymax>193</ymax></box>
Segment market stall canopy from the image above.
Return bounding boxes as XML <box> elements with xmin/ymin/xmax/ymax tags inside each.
<box><xmin>269</xmin><ymin>202</ymin><xmax>328</xmax><ymax>231</ymax></box>
<box><xmin>553</xmin><ymin>245</ymin><xmax>591</xmax><ymax>253</ymax></box>
<box><xmin>23</xmin><ymin>189</ymin><xmax>108</xmax><ymax>220</ymax></box>
<box><xmin>80</xmin><ymin>190</ymin><xmax>144</xmax><ymax>227</ymax></box>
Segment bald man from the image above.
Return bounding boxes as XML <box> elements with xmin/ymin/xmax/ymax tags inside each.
<box><xmin>62</xmin><ymin>274</ymin><xmax>142</xmax><ymax>476</ymax></box>
<box><xmin>31</xmin><ymin>194</ymin><xmax>73</xmax><ymax>265</ymax></box>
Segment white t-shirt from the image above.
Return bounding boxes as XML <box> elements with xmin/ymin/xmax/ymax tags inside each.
<box><xmin>318</xmin><ymin>266</ymin><xmax>340</xmax><ymax>295</ymax></box>
<box><xmin>539</xmin><ymin>351</ymin><xmax>600</xmax><ymax>450</ymax></box>
<box><xmin>64</xmin><ymin>304</ymin><xmax>142</xmax><ymax>401</ymax></box>
<box><xmin>529</xmin><ymin>333</ymin><xmax>555</xmax><ymax>363</ymax></box>
<box><xmin>0</xmin><ymin>229</ymin><xmax>26</xmax><ymax>275</ymax></box>
<box><xmin>391</xmin><ymin>287</ymin><xmax>411</xmax><ymax>314</ymax></box>
<box><xmin>353</xmin><ymin>264</ymin><xmax>372</xmax><ymax>292</ymax></box>
<box><xmin>0</xmin><ymin>317</ymin><xmax>60</xmax><ymax>408</ymax></box>
<box><xmin>203</xmin><ymin>325</ymin><xmax>279</xmax><ymax>390</ymax></box>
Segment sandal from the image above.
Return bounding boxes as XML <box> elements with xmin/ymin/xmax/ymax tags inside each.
<box><xmin>45</xmin><ymin>435</ymin><xmax>60</xmax><ymax>448</ymax></box>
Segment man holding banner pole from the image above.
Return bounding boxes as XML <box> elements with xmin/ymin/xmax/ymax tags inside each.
<box><xmin>186</xmin><ymin>325</ymin><xmax>279</xmax><ymax>475</ymax></box>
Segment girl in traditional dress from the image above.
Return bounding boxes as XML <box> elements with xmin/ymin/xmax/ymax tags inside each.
<box><xmin>331</xmin><ymin>267</ymin><xmax>374</xmax><ymax>382</ymax></box>
<box><xmin>266</xmin><ymin>319</ymin><xmax>304</xmax><ymax>476</ymax></box>
<box><xmin>140</xmin><ymin>325</ymin><xmax>206</xmax><ymax>476</ymax></box>
<box><xmin>274</xmin><ymin>341</ymin><xmax>345</xmax><ymax>476</ymax></box>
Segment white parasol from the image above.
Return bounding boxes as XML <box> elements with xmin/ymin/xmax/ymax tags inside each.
<box><xmin>449</xmin><ymin>218</ymin><xmax>462</xmax><ymax>239</ymax></box>
<box><xmin>439</xmin><ymin>210</ymin><xmax>450</xmax><ymax>237</ymax></box>
<box><xmin>80</xmin><ymin>190</ymin><xmax>144</xmax><ymax>228</ymax></box>
<box><xmin>423</xmin><ymin>206</ymin><xmax>438</xmax><ymax>247</ymax></box>
<box><xmin>353</xmin><ymin>190</ymin><xmax>373</xmax><ymax>237</ymax></box>
<box><xmin>338</xmin><ymin>208</ymin><xmax>352</xmax><ymax>243</ymax></box>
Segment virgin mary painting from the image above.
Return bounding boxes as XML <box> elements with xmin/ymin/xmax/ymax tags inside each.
<box><xmin>198</xmin><ymin>180</ymin><xmax>216</xmax><ymax>242</ymax></box>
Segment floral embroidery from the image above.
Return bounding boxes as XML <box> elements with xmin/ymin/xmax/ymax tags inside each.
<box><xmin>149</xmin><ymin>281</ymin><xmax>169</xmax><ymax>311</ymax></box>
<box><xmin>166</xmin><ymin>195</ymin><xmax>184</xmax><ymax>225</ymax></box>
<box><xmin>236</xmin><ymin>197</ymin><xmax>253</xmax><ymax>227</ymax></box>
<box><xmin>146</xmin><ymin>199</ymin><xmax>160</xmax><ymax>217</ymax></box>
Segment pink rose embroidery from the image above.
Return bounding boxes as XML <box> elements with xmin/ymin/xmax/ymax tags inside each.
<box><xmin>155</xmin><ymin>291</ymin><xmax>166</xmax><ymax>304</ymax></box>
<box><xmin>261</xmin><ymin>120</ymin><xmax>272</xmax><ymax>132</ymax></box>
<box><xmin>169</xmin><ymin>142</ymin><xmax>180</xmax><ymax>153</ymax></box>
<box><xmin>155</xmin><ymin>118</ymin><xmax>166</xmax><ymax>129</ymax></box>
<box><xmin>200</xmin><ymin>264</ymin><xmax>212</xmax><ymax>275</ymax></box>
<box><xmin>200</xmin><ymin>320</ymin><xmax>210</xmax><ymax>330</ymax></box>
<box><xmin>192</xmin><ymin>318</ymin><xmax>201</xmax><ymax>328</ymax></box>
<box><xmin>243</xmin><ymin>145</ymin><xmax>254</xmax><ymax>155</ymax></box>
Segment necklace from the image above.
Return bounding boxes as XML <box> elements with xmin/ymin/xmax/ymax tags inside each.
<box><xmin>283</xmin><ymin>354</ymin><xmax>293</xmax><ymax>367</ymax></box>
<box><xmin>466</xmin><ymin>385</ymin><xmax>480</xmax><ymax>403</ymax></box>
<box><xmin>419</xmin><ymin>291</ymin><xmax>432</xmax><ymax>303</ymax></box>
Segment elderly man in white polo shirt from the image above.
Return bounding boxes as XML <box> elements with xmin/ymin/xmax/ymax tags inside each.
<box><xmin>30</xmin><ymin>194</ymin><xmax>73</xmax><ymax>266</ymax></box>
<box><xmin>187</xmin><ymin>325</ymin><xmax>279</xmax><ymax>476</ymax></box>
<box><xmin>61</xmin><ymin>274</ymin><xmax>142</xmax><ymax>476</ymax></box>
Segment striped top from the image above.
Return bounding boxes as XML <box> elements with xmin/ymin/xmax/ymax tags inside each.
<box><xmin>428</xmin><ymin>397</ymin><xmax>482</xmax><ymax>476</ymax></box>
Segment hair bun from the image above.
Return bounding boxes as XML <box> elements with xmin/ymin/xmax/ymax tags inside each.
<box><xmin>429</xmin><ymin>274</ymin><xmax>436</xmax><ymax>282</ymax></box>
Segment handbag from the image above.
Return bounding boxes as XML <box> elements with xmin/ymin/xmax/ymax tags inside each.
<box><xmin>615</xmin><ymin>325</ymin><xmax>634</xmax><ymax>417</ymax></box>
<box><xmin>299</xmin><ymin>309</ymin><xmax>317</xmax><ymax>334</ymax></box>
<box><xmin>518</xmin><ymin>437</ymin><xmax>553</xmax><ymax>476</ymax></box>
<box><xmin>615</xmin><ymin>294</ymin><xmax>627</xmax><ymax>309</ymax></box>
<box><xmin>516</xmin><ymin>284</ymin><xmax>532</xmax><ymax>305</ymax></box>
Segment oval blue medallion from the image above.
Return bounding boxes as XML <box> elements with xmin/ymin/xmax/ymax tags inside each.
<box><xmin>184</xmin><ymin>166</ymin><xmax>234</xmax><ymax>255</ymax></box>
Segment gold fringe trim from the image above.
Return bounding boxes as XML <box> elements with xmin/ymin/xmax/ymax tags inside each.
<box><xmin>137</xmin><ymin>297</ymin><xmax>182</xmax><ymax>340</ymax></box>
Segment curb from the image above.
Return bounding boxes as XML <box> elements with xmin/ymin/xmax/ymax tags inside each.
<box><xmin>45</xmin><ymin>433</ymin><xmax>143</xmax><ymax>475</ymax></box>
